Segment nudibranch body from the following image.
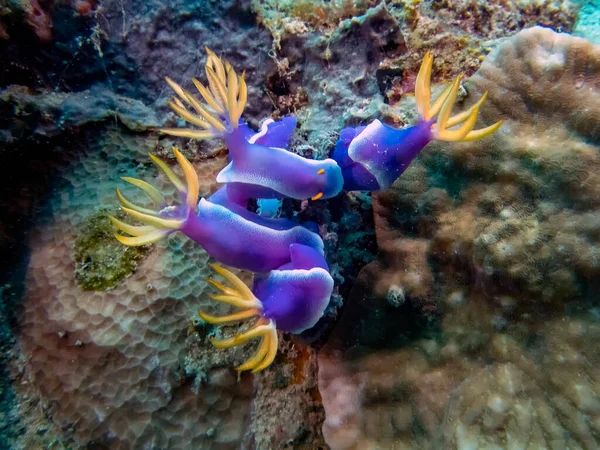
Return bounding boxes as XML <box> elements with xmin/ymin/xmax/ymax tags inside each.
<box><xmin>112</xmin><ymin>148</ymin><xmax>323</xmax><ymax>273</ymax></box>
<box><xmin>332</xmin><ymin>52</ymin><xmax>503</xmax><ymax>191</ymax></box>
<box><xmin>198</xmin><ymin>245</ymin><xmax>333</xmax><ymax>372</ymax></box>
<box><xmin>161</xmin><ymin>49</ymin><xmax>344</xmax><ymax>203</ymax></box>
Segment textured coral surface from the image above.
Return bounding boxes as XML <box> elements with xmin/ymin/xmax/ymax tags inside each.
<box><xmin>319</xmin><ymin>26</ymin><xmax>600</xmax><ymax>450</ymax></box>
<box><xmin>19</xmin><ymin>127</ymin><xmax>253</xmax><ymax>449</ymax></box>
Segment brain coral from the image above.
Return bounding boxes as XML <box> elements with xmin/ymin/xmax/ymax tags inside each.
<box><xmin>19</xmin><ymin>126</ymin><xmax>252</xmax><ymax>449</ymax></box>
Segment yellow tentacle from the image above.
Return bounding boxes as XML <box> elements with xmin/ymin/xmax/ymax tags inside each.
<box><xmin>162</xmin><ymin>48</ymin><xmax>247</xmax><ymax>140</ymax></box>
<box><xmin>251</xmin><ymin>330</ymin><xmax>278</xmax><ymax>373</ymax></box>
<box><xmin>173</xmin><ymin>147</ymin><xmax>199</xmax><ymax>209</ymax></box>
<box><xmin>114</xmin><ymin>229</ymin><xmax>168</xmax><ymax>246</ymax></box>
<box><xmin>109</xmin><ymin>217</ymin><xmax>156</xmax><ymax>237</ymax></box>
<box><xmin>210</xmin><ymin>320</ymin><xmax>274</xmax><ymax>348</ymax></box>
<box><xmin>159</xmin><ymin>128</ymin><xmax>216</xmax><ymax>140</ymax></box>
<box><xmin>116</xmin><ymin>189</ymin><xmax>160</xmax><ymax>216</ymax></box>
<box><xmin>199</xmin><ymin>266</ymin><xmax>279</xmax><ymax>371</ymax></box>
<box><xmin>209</xmin><ymin>294</ymin><xmax>261</xmax><ymax>309</ymax></box>
<box><xmin>148</xmin><ymin>153</ymin><xmax>186</xmax><ymax>193</ymax></box>
<box><xmin>436</xmin><ymin>107</ymin><xmax>480</xmax><ymax>142</ymax></box>
<box><xmin>209</xmin><ymin>264</ymin><xmax>256</xmax><ymax>301</ymax></box>
<box><xmin>198</xmin><ymin>308</ymin><xmax>260</xmax><ymax>325</ymax></box>
<box><xmin>236</xmin><ymin>337</ymin><xmax>269</xmax><ymax>372</ymax></box>
<box><xmin>121</xmin><ymin>177</ymin><xmax>165</xmax><ymax>205</ymax></box>
<box><xmin>192</xmin><ymin>78</ymin><xmax>224</xmax><ymax>114</ymax></box>
<box><xmin>120</xmin><ymin>206</ymin><xmax>184</xmax><ymax>230</ymax></box>
<box><xmin>462</xmin><ymin>120</ymin><xmax>504</xmax><ymax>141</ymax></box>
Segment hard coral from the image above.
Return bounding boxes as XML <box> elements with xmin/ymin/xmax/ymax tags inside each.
<box><xmin>19</xmin><ymin>126</ymin><xmax>252</xmax><ymax>449</ymax></box>
<box><xmin>319</xmin><ymin>26</ymin><xmax>600</xmax><ymax>449</ymax></box>
<box><xmin>380</xmin><ymin>26</ymin><xmax>600</xmax><ymax>307</ymax></box>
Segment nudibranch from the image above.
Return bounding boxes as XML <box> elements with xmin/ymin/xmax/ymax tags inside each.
<box><xmin>199</xmin><ymin>244</ymin><xmax>333</xmax><ymax>372</ymax></box>
<box><xmin>111</xmin><ymin>148</ymin><xmax>324</xmax><ymax>273</ymax></box>
<box><xmin>161</xmin><ymin>48</ymin><xmax>343</xmax><ymax>203</ymax></box>
<box><xmin>332</xmin><ymin>52</ymin><xmax>503</xmax><ymax>191</ymax></box>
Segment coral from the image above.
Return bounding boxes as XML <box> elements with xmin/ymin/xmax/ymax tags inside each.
<box><xmin>319</xmin><ymin>288</ymin><xmax>600</xmax><ymax>449</ymax></box>
<box><xmin>253</xmin><ymin>0</ymin><xmax>377</xmax><ymax>37</ymax></box>
<box><xmin>440</xmin><ymin>315</ymin><xmax>600</xmax><ymax>449</ymax></box>
<box><xmin>319</xmin><ymin>27</ymin><xmax>600</xmax><ymax>450</ymax></box>
<box><xmin>0</xmin><ymin>86</ymin><xmax>159</xmax><ymax>145</ymax></box>
<box><xmin>377</xmin><ymin>26</ymin><xmax>600</xmax><ymax>307</ymax></box>
<box><xmin>18</xmin><ymin>126</ymin><xmax>254</xmax><ymax>449</ymax></box>
<box><xmin>383</xmin><ymin>0</ymin><xmax>579</xmax><ymax>91</ymax></box>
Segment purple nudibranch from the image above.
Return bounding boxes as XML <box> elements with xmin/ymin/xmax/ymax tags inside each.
<box><xmin>112</xmin><ymin>48</ymin><xmax>502</xmax><ymax>371</ymax></box>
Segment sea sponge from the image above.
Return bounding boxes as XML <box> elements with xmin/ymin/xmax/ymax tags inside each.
<box><xmin>19</xmin><ymin>126</ymin><xmax>253</xmax><ymax>449</ymax></box>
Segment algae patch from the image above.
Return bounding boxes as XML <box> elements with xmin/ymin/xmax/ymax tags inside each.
<box><xmin>74</xmin><ymin>208</ymin><xmax>150</xmax><ymax>291</ymax></box>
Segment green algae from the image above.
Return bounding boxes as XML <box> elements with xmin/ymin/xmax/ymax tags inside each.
<box><xmin>73</xmin><ymin>208</ymin><xmax>150</xmax><ymax>291</ymax></box>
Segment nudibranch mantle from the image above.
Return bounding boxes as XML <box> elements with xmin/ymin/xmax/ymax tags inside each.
<box><xmin>185</xmin><ymin>198</ymin><xmax>324</xmax><ymax>273</ymax></box>
<box><xmin>254</xmin><ymin>266</ymin><xmax>333</xmax><ymax>333</ymax></box>
<box><xmin>218</xmin><ymin>126</ymin><xmax>343</xmax><ymax>201</ymax></box>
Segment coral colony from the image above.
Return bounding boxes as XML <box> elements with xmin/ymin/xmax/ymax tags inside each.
<box><xmin>113</xmin><ymin>48</ymin><xmax>500</xmax><ymax>371</ymax></box>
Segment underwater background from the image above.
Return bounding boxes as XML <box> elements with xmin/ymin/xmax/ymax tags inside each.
<box><xmin>1</xmin><ymin>0</ymin><xmax>600</xmax><ymax>449</ymax></box>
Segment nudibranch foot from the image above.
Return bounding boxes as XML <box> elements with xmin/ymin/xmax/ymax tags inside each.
<box><xmin>416</xmin><ymin>51</ymin><xmax>503</xmax><ymax>142</ymax></box>
<box><xmin>199</xmin><ymin>264</ymin><xmax>278</xmax><ymax>372</ymax></box>
<box><xmin>112</xmin><ymin>147</ymin><xmax>198</xmax><ymax>246</ymax></box>
<box><xmin>161</xmin><ymin>47</ymin><xmax>247</xmax><ymax>140</ymax></box>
